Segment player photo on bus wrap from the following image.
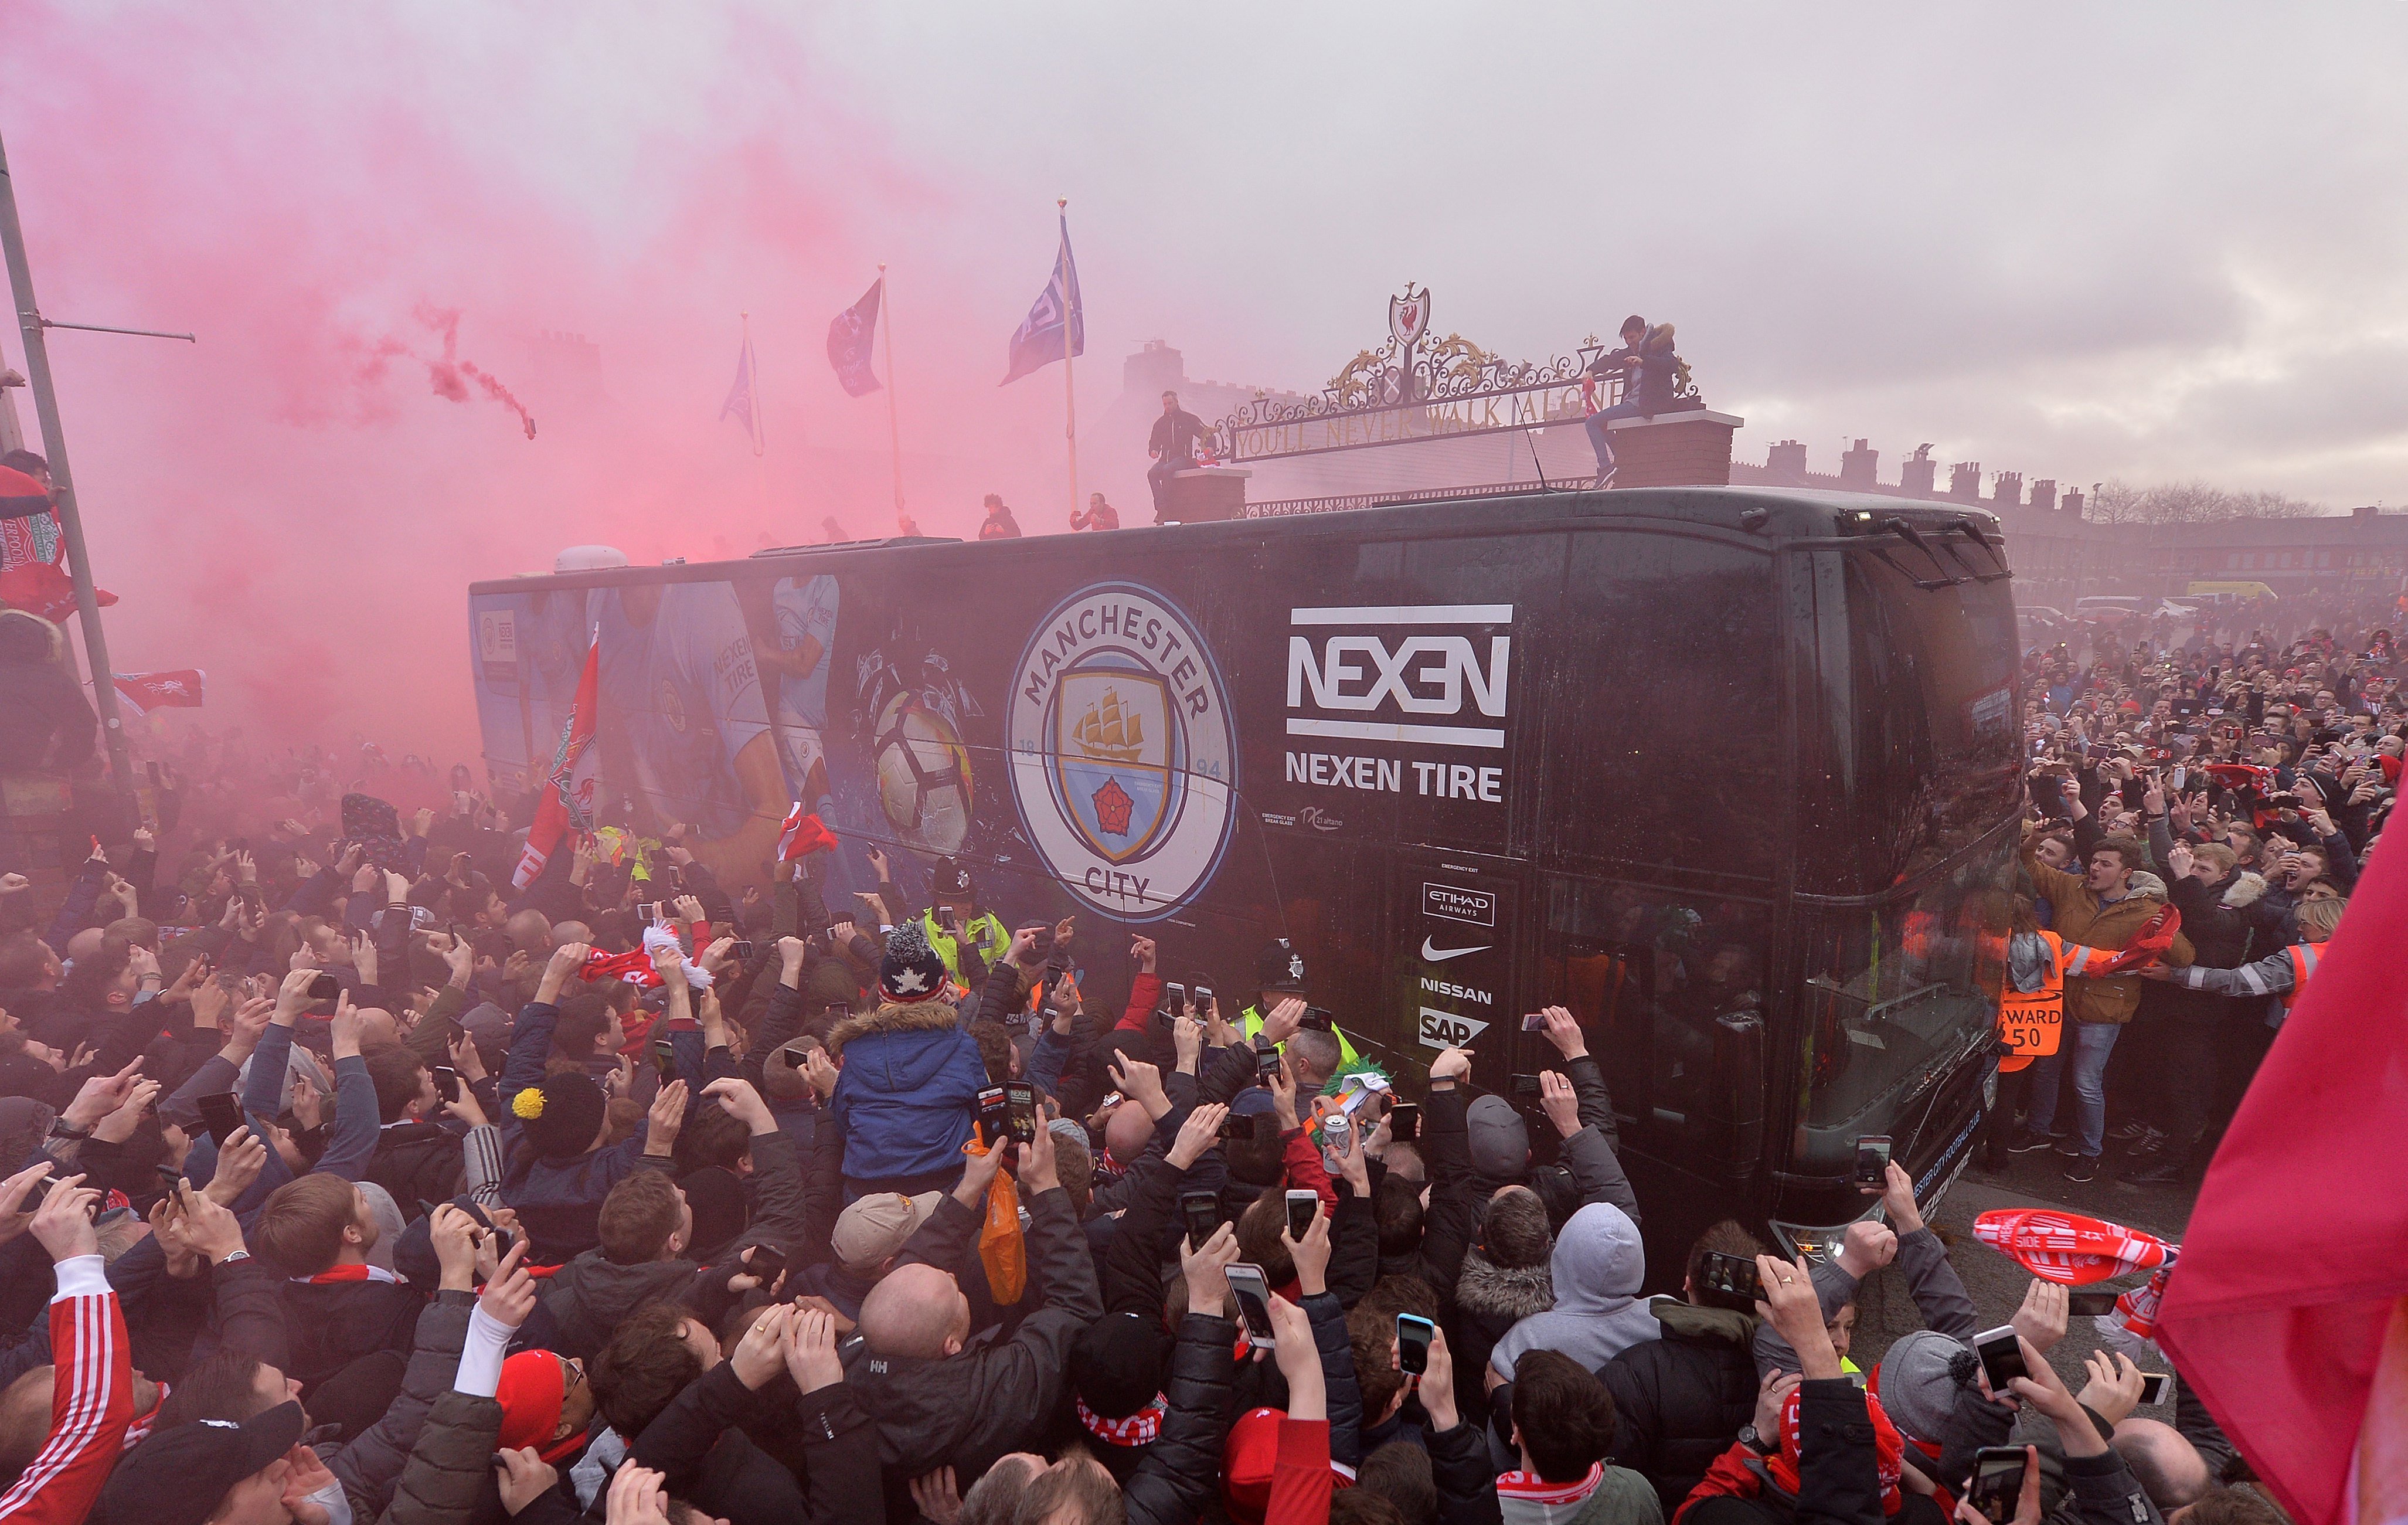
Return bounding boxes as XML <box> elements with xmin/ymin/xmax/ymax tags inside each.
<box><xmin>732</xmin><ymin>572</ymin><xmax>841</xmax><ymax>813</ymax></box>
<box><xmin>591</xmin><ymin>578</ymin><xmax>791</xmax><ymax>885</ymax></box>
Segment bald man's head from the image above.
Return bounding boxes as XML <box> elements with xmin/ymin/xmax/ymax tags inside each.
<box><xmin>859</xmin><ymin>1262</ymin><xmax>971</xmax><ymax>1359</ymax></box>
<box><xmin>1104</xmin><ymin>1102</ymin><xmax>1154</xmax><ymax>1170</ymax></box>
<box><xmin>355</xmin><ymin>1008</ymin><xmax>402</xmax><ymax>1052</ymax></box>
<box><xmin>506</xmin><ymin>909</ymin><xmax>553</xmax><ymax>955</ymax></box>
<box><xmin>2113</xmin><ymin>1419</ymin><xmax>2212</xmax><ymax>1509</ymax></box>
<box><xmin>552</xmin><ymin>921</ymin><xmax>593</xmax><ymax>947</ymax></box>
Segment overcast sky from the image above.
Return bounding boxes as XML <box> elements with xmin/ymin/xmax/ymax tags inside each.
<box><xmin>5</xmin><ymin>2</ymin><xmax>2404</xmax><ymax>743</ymax></box>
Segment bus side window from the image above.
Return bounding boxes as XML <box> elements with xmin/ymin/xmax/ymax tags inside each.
<box><xmin>1545</xmin><ymin>939</ymin><xmax>1651</xmax><ymax>1127</ymax></box>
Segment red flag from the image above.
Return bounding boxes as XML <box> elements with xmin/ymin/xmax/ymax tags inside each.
<box><xmin>1971</xmin><ymin>1208</ymin><xmax>2175</xmax><ymax>1286</ymax></box>
<box><xmin>0</xmin><ymin>558</ymin><xmax>114</xmax><ymax>623</ymax></box>
<box><xmin>776</xmin><ymin>803</ymin><xmax>836</xmax><ymax>861</ymax></box>
<box><xmin>111</xmin><ymin>670</ymin><xmax>206</xmax><ymax>714</ymax></box>
<box><xmin>513</xmin><ymin>630</ymin><xmax>600</xmax><ymax>889</ymax></box>
<box><xmin>2157</xmin><ymin>834</ymin><xmax>2408</xmax><ymax>1525</ymax></box>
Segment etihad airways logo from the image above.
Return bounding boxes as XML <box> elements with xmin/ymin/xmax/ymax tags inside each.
<box><xmin>1285</xmin><ymin>604</ymin><xmax>1512</xmax><ymax>750</ymax></box>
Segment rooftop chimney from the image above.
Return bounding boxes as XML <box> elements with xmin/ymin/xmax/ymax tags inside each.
<box><xmin>1949</xmin><ymin>462</ymin><xmax>1982</xmax><ymax>503</ymax></box>
<box><xmin>2029</xmin><ymin>479</ymin><xmax>2057</xmax><ymax>514</ymax></box>
<box><xmin>2062</xmin><ymin>489</ymin><xmax>2085</xmax><ymax>519</ymax></box>
<box><xmin>2353</xmin><ymin>504</ymin><xmax>2380</xmax><ymax>519</ymax></box>
<box><xmin>1992</xmin><ymin>471</ymin><xmax>2022</xmax><ymax>509</ymax></box>
<box><xmin>1900</xmin><ymin>445</ymin><xmax>1938</xmax><ymax>497</ymax></box>
<box><xmin>1839</xmin><ymin>439</ymin><xmax>1878</xmax><ymax>490</ymax></box>
<box><xmin>1767</xmin><ymin>439</ymin><xmax>1808</xmax><ymax>478</ymax></box>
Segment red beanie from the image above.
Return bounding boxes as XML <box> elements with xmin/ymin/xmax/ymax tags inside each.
<box><xmin>494</xmin><ymin>1351</ymin><xmax>584</xmax><ymax>1462</ymax></box>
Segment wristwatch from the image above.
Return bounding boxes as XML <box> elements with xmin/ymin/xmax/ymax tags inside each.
<box><xmin>1738</xmin><ymin>1424</ymin><xmax>1776</xmax><ymax>1456</ymax></box>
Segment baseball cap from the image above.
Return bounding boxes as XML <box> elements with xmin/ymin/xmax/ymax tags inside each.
<box><xmin>832</xmin><ymin>1190</ymin><xmax>941</xmax><ymax>1270</ymax></box>
<box><xmin>103</xmin><ymin>1401</ymin><xmax>306</xmax><ymax>1525</ymax></box>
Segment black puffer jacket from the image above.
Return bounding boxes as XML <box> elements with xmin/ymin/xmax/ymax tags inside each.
<box><xmin>1600</xmin><ymin>1298</ymin><xmax>1759</xmax><ymax>1515</ymax></box>
<box><xmin>1122</xmin><ymin>1312</ymin><xmax>1239</xmax><ymax>1525</ymax></box>
<box><xmin>379</xmin><ymin>1389</ymin><xmax>499</xmax><ymax>1525</ymax></box>
<box><xmin>367</xmin><ymin>1123</ymin><xmax>467</xmax><ymax>1213</ymax></box>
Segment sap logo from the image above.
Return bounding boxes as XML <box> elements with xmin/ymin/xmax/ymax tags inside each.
<box><xmin>1420</xmin><ymin>977</ymin><xmax>1492</xmax><ymax>1006</ymax></box>
<box><xmin>1284</xmin><ymin>604</ymin><xmax>1512</xmax><ymax>750</ymax></box>
<box><xmin>1418</xmin><ymin>1008</ymin><xmax>1490</xmax><ymax>1050</ymax></box>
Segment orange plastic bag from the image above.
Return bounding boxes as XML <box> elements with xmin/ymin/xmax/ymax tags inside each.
<box><xmin>970</xmin><ymin>1137</ymin><xmax>1025</xmax><ymax>1304</ymax></box>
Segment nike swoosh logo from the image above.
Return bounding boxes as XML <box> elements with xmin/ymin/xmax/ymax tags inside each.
<box><xmin>1421</xmin><ymin>939</ymin><xmax>1489</xmax><ymax>962</ymax></box>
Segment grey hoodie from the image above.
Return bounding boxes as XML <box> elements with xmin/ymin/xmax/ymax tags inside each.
<box><xmin>1489</xmin><ymin>1202</ymin><xmax>1658</xmax><ymax>1376</ymax></box>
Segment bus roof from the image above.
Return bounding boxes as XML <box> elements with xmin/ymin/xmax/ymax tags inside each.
<box><xmin>469</xmin><ymin>485</ymin><xmax>2005</xmax><ymax>594</ymax></box>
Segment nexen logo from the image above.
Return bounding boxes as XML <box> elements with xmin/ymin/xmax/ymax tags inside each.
<box><xmin>1285</xmin><ymin>604</ymin><xmax>1513</xmax><ymax>750</ymax></box>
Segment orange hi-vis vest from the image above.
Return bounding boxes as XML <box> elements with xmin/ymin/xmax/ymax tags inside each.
<box><xmin>2274</xmin><ymin>944</ymin><xmax>2322</xmax><ymax>1027</ymax></box>
<box><xmin>1997</xmin><ymin>932</ymin><xmax>2117</xmax><ymax>1072</ymax></box>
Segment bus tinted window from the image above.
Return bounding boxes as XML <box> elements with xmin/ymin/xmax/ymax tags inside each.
<box><xmin>1797</xmin><ymin>826</ymin><xmax>2015</xmax><ymax>1154</ymax></box>
<box><xmin>1540</xmin><ymin>532</ymin><xmax>1780</xmax><ymax>878</ymax></box>
<box><xmin>1828</xmin><ymin>554</ymin><xmax>2022</xmax><ymax>889</ymax></box>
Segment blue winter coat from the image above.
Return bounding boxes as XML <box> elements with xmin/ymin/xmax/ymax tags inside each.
<box><xmin>827</xmin><ymin>1000</ymin><xmax>986</xmax><ymax>1185</ymax></box>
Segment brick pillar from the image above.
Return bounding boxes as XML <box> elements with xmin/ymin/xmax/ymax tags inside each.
<box><xmin>1767</xmin><ymin>439</ymin><xmax>1807</xmax><ymax>477</ymax></box>
<box><xmin>2029</xmin><ymin>479</ymin><xmax>2057</xmax><ymax>514</ymax></box>
<box><xmin>1163</xmin><ymin>467</ymin><xmax>1250</xmax><ymax>522</ymax></box>
<box><xmin>1606</xmin><ymin>410</ymin><xmax>1744</xmax><ymax>488</ymax></box>
<box><xmin>1839</xmin><ymin>439</ymin><xmax>1879</xmax><ymax>490</ymax></box>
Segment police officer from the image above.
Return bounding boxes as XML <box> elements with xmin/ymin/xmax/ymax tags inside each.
<box><xmin>918</xmin><ymin>857</ymin><xmax>1011</xmax><ymax>982</ymax></box>
<box><xmin>1238</xmin><ymin>938</ymin><xmax>1363</xmax><ymax>1078</ymax></box>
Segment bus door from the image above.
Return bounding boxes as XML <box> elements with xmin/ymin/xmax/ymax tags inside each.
<box><xmin>1535</xmin><ymin>874</ymin><xmax>1769</xmax><ymax>1187</ymax></box>
<box><xmin>1389</xmin><ymin>850</ymin><xmax>1525</xmax><ymax>1093</ymax></box>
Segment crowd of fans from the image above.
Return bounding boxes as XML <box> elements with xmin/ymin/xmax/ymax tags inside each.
<box><xmin>2010</xmin><ymin>606</ymin><xmax>2397</xmax><ymax>1184</ymax></box>
<box><xmin>0</xmin><ymin>591</ymin><xmax>2387</xmax><ymax>1525</ymax></box>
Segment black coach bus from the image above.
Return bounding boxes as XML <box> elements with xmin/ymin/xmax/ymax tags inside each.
<box><xmin>467</xmin><ymin>486</ymin><xmax>2023</xmax><ymax>1275</ymax></box>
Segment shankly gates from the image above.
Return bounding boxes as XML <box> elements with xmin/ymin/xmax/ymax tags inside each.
<box><xmin>1165</xmin><ymin>285</ymin><xmax>1739</xmax><ymax>520</ymax></box>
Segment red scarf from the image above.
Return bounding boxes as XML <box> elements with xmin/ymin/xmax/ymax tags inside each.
<box><xmin>294</xmin><ymin>1264</ymin><xmax>400</xmax><ymax>1285</ymax></box>
<box><xmin>1075</xmin><ymin>1394</ymin><xmax>1166</xmax><ymax>1447</ymax></box>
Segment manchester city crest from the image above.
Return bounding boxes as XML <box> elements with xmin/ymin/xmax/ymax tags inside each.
<box><xmin>1007</xmin><ymin>582</ymin><xmax>1237</xmax><ymax>921</ymax></box>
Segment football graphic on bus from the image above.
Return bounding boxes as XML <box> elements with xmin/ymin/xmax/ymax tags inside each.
<box><xmin>872</xmin><ymin>691</ymin><xmax>974</xmax><ymax>852</ymax></box>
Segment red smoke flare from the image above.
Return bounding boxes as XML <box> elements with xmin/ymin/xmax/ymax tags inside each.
<box><xmin>356</xmin><ymin>305</ymin><xmax>536</xmax><ymax>439</ymax></box>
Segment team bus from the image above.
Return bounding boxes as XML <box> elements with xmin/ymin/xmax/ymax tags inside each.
<box><xmin>466</xmin><ymin>487</ymin><xmax>2024</xmax><ymax>1275</ymax></box>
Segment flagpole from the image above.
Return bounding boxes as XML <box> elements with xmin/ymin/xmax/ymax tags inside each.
<box><xmin>1059</xmin><ymin>197</ymin><xmax>1077</xmax><ymax>529</ymax></box>
<box><xmin>879</xmin><ymin>263</ymin><xmax>904</xmax><ymax>525</ymax></box>
<box><xmin>743</xmin><ymin>311</ymin><xmax>766</xmax><ymax>459</ymax></box>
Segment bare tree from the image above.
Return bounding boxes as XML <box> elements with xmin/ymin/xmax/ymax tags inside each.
<box><xmin>2088</xmin><ymin>478</ymin><xmax>2326</xmax><ymax>525</ymax></box>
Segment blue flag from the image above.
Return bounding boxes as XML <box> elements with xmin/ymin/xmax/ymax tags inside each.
<box><xmin>826</xmin><ymin>278</ymin><xmax>883</xmax><ymax>398</ymax></box>
<box><xmin>720</xmin><ymin>330</ymin><xmax>764</xmax><ymax>454</ymax></box>
<box><xmin>1001</xmin><ymin>213</ymin><xmax>1084</xmax><ymax>386</ymax></box>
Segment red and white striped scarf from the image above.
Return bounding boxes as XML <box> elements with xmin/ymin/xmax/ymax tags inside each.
<box><xmin>1497</xmin><ymin>1463</ymin><xmax>1602</xmax><ymax>1524</ymax></box>
<box><xmin>1074</xmin><ymin>1393</ymin><xmax>1166</xmax><ymax>1447</ymax></box>
<box><xmin>291</xmin><ymin>1264</ymin><xmax>402</xmax><ymax>1285</ymax></box>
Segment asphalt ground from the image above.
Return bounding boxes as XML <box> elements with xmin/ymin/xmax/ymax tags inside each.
<box><xmin>1849</xmin><ymin>1141</ymin><xmax>2198</xmax><ymax>1412</ymax></box>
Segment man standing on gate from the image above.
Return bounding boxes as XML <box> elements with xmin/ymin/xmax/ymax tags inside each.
<box><xmin>1147</xmin><ymin>390</ymin><xmax>1212</xmax><ymax>522</ymax></box>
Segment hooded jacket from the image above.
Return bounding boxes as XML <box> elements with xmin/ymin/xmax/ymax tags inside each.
<box><xmin>1489</xmin><ymin>1203</ymin><xmax>1658</xmax><ymax>1378</ymax></box>
<box><xmin>1601</xmin><ymin>1298</ymin><xmax>1761</xmax><ymax>1515</ymax></box>
<box><xmin>1455</xmin><ymin>1244</ymin><xmax>1555</xmax><ymax>1420</ymax></box>
<box><xmin>826</xmin><ymin>1000</ymin><xmax>987</xmax><ymax>1184</ymax></box>
<box><xmin>2019</xmin><ymin>843</ymin><xmax>2195</xmax><ymax>1025</ymax></box>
